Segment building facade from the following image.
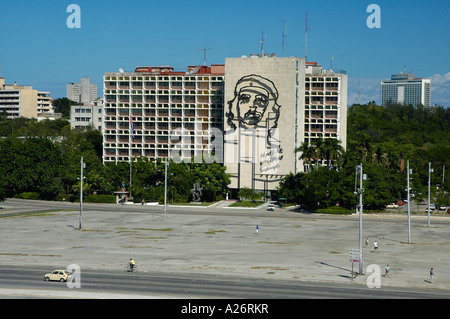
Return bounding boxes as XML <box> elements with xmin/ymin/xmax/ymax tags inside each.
<box><xmin>70</xmin><ymin>98</ymin><xmax>103</xmax><ymax>130</ymax></box>
<box><xmin>381</xmin><ymin>73</ymin><xmax>431</xmax><ymax>107</ymax></box>
<box><xmin>223</xmin><ymin>56</ymin><xmax>347</xmax><ymax>196</ymax></box>
<box><xmin>0</xmin><ymin>77</ymin><xmax>55</xmax><ymax>119</ymax></box>
<box><xmin>102</xmin><ymin>65</ymin><xmax>225</xmax><ymax>163</ymax></box>
<box><xmin>67</xmin><ymin>77</ymin><xmax>98</xmax><ymax>104</ymax></box>
<box><xmin>304</xmin><ymin>61</ymin><xmax>348</xmax><ymax>157</ymax></box>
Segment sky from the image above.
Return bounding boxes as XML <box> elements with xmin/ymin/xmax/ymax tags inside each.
<box><xmin>0</xmin><ymin>0</ymin><xmax>449</xmax><ymax>107</ymax></box>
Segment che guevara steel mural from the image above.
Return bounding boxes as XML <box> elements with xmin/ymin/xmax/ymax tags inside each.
<box><xmin>225</xmin><ymin>74</ymin><xmax>283</xmax><ymax>174</ymax></box>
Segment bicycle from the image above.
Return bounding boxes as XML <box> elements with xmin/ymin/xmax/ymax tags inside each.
<box><xmin>124</xmin><ymin>264</ymin><xmax>138</xmax><ymax>272</ymax></box>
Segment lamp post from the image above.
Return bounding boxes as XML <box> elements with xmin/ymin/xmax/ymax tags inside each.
<box><xmin>427</xmin><ymin>162</ymin><xmax>433</xmax><ymax>227</ymax></box>
<box><xmin>355</xmin><ymin>164</ymin><xmax>365</xmax><ymax>275</ymax></box>
<box><xmin>164</xmin><ymin>160</ymin><xmax>168</xmax><ymax>216</ymax></box>
<box><xmin>407</xmin><ymin>160</ymin><xmax>411</xmax><ymax>244</ymax></box>
<box><xmin>79</xmin><ymin>156</ymin><xmax>85</xmax><ymax>230</ymax></box>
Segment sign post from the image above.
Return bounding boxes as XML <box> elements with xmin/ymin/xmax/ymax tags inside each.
<box><xmin>349</xmin><ymin>249</ymin><xmax>361</xmax><ymax>280</ymax></box>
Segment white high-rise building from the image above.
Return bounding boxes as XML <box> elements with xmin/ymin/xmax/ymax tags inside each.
<box><xmin>381</xmin><ymin>73</ymin><xmax>431</xmax><ymax>107</ymax></box>
<box><xmin>67</xmin><ymin>77</ymin><xmax>98</xmax><ymax>104</ymax></box>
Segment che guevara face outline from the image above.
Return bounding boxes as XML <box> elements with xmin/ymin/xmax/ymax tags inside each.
<box><xmin>236</xmin><ymin>85</ymin><xmax>270</xmax><ymax>125</ymax></box>
<box><xmin>226</xmin><ymin>74</ymin><xmax>280</xmax><ymax>130</ymax></box>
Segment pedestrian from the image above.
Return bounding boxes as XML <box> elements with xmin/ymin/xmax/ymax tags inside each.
<box><xmin>385</xmin><ymin>264</ymin><xmax>390</xmax><ymax>278</ymax></box>
<box><xmin>365</xmin><ymin>237</ymin><xmax>369</xmax><ymax>248</ymax></box>
<box><xmin>430</xmin><ymin>267</ymin><xmax>434</xmax><ymax>283</ymax></box>
<box><xmin>373</xmin><ymin>240</ymin><xmax>378</xmax><ymax>253</ymax></box>
<box><xmin>256</xmin><ymin>224</ymin><xmax>259</xmax><ymax>234</ymax></box>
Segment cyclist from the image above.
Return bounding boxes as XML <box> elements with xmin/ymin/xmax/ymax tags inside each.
<box><xmin>129</xmin><ymin>258</ymin><xmax>136</xmax><ymax>271</ymax></box>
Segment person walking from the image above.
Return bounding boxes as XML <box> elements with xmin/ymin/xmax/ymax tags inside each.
<box><xmin>385</xmin><ymin>264</ymin><xmax>390</xmax><ymax>278</ymax></box>
<box><xmin>373</xmin><ymin>240</ymin><xmax>379</xmax><ymax>253</ymax></box>
<box><xmin>365</xmin><ymin>237</ymin><xmax>369</xmax><ymax>248</ymax></box>
<box><xmin>256</xmin><ymin>224</ymin><xmax>259</xmax><ymax>234</ymax></box>
<box><xmin>430</xmin><ymin>267</ymin><xmax>434</xmax><ymax>283</ymax></box>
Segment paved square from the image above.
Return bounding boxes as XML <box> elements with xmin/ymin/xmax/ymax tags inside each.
<box><xmin>1</xmin><ymin>201</ymin><xmax>449</xmax><ymax>291</ymax></box>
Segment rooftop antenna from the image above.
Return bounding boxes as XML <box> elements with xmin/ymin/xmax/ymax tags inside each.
<box><xmin>282</xmin><ymin>19</ymin><xmax>287</xmax><ymax>57</ymax></box>
<box><xmin>305</xmin><ymin>10</ymin><xmax>310</xmax><ymax>61</ymax></box>
<box><xmin>199</xmin><ymin>48</ymin><xmax>212</xmax><ymax>66</ymax></box>
<box><xmin>260</xmin><ymin>31</ymin><xmax>265</xmax><ymax>56</ymax></box>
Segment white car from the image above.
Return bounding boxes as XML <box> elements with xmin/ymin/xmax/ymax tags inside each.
<box><xmin>386</xmin><ymin>203</ymin><xmax>399</xmax><ymax>209</ymax></box>
<box><xmin>267</xmin><ymin>204</ymin><xmax>275</xmax><ymax>211</ymax></box>
<box><xmin>44</xmin><ymin>270</ymin><xmax>71</xmax><ymax>282</ymax></box>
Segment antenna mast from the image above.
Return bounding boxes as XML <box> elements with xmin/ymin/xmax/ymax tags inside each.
<box><xmin>260</xmin><ymin>31</ymin><xmax>265</xmax><ymax>56</ymax></box>
<box><xmin>305</xmin><ymin>10</ymin><xmax>308</xmax><ymax>61</ymax></box>
<box><xmin>199</xmin><ymin>48</ymin><xmax>212</xmax><ymax>66</ymax></box>
<box><xmin>282</xmin><ymin>19</ymin><xmax>287</xmax><ymax>57</ymax></box>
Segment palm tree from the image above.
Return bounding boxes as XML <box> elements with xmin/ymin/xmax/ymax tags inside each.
<box><xmin>323</xmin><ymin>138</ymin><xmax>344</xmax><ymax>169</ymax></box>
<box><xmin>312</xmin><ymin>136</ymin><xmax>324</xmax><ymax>170</ymax></box>
<box><xmin>371</xmin><ymin>145</ymin><xmax>389</xmax><ymax>167</ymax></box>
<box><xmin>355</xmin><ymin>133</ymin><xmax>372</xmax><ymax>162</ymax></box>
<box><xmin>295</xmin><ymin>141</ymin><xmax>315</xmax><ymax>173</ymax></box>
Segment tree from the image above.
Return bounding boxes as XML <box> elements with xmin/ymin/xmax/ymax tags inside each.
<box><xmin>0</xmin><ymin>137</ymin><xmax>63</xmax><ymax>199</ymax></box>
<box><xmin>277</xmin><ymin>172</ymin><xmax>303</xmax><ymax>205</ymax></box>
<box><xmin>53</xmin><ymin>98</ymin><xmax>77</xmax><ymax>119</ymax></box>
<box><xmin>323</xmin><ymin>138</ymin><xmax>344</xmax><ymax>169</ymax></box>
<box><xmin>295</xmin><ymin>142</ymin><xmax>315</xmax><ymax>173</ymax></box>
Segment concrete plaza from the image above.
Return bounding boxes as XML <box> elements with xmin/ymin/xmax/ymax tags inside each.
<box><xmin>0</xmin><ymin>199</ymin><xmax>449</xmax><ymax>292</ymax></box>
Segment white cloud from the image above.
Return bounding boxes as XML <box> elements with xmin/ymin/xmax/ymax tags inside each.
<box><xmin>429</xmin><ymin>72</ymin><xmax>450</xmax><ymax>107</ymax></box>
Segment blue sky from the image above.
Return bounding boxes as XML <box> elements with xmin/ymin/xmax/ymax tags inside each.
<box><xmin>1</xmin><ymin>0</ymin><xmax>449</xmax><ymax>106</ymax></box>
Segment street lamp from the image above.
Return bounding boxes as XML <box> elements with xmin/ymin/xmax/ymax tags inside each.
<box><xmin>164</xmin><ymin>160</ymin><xmax>168</xmax><ymax>216</ymax></box>
<box><xmin>407</xmin><ymin>160</ymin><xmax>412</xmax><ymax>243</ymax></box>
<box><xmin>79</xmin><ymin>156</ymin><xmax>86</xmax><ymax>230</ymax></box>
<box><xmin>428</xmin><ymin>162</ymin><xmax>433</xmax><ymax>227</ymax></box>
<box><xmin>354</xmin><ymin>164</ymin><xmax>366</xmax><ymax>275</ymax></box>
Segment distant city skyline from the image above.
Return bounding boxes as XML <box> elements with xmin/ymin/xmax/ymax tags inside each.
<box><xmin>0</xmin><ymin>0</ymin><xmax>449</xmax><ymax>107</ymax></box>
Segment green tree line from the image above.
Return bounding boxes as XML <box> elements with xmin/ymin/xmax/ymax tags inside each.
<box><xmin>277</xmin><ymin>103</ymin><xmax>450</xmax><ymax>211</ymax></box>
<box><xmin>0</xmin><ymin>102</ymin><xmax>449</xmax><ymax>210</ymax></box>
<box><xmin>0</xmin><ymin>117</ymin><xmax>230</xmax><ymax>203</ymax></box>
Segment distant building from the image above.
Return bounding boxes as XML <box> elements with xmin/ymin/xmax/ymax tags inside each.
<box><xmin>70</xmin><ymin>98</ymin><xmax>103</xmax><ymax>130</ymax></box>
<box><xmin>381</xmin><ymin>73</ymin><xmax>431</xmax><ymax>107</ymax></box>
<box><xmin>0</xmin><ymin>77</ymin><xmax>57</xmax><ymax>120</ymax></box>
<box><xmin>67</xmin><ymin>77</ymin><xmax>98</xmax><ymax>104</ymax></box>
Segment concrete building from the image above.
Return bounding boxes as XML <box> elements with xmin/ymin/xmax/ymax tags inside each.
<box><xmin>304</xmin><ymin>61</ymin><xmax>348</xmax><ymax>155</ymax></box>
<box><xmin>102</xmin><ymin>65</ymin><xmax>225</xmax><ymax>163</ymax></box>
<box><xmin>0</xmin><ymin>77</ymin><xmax>55</xmax><ymax>119</ymax></box>
<box><xmin>381</xmin><ymin>72</ymin><xmax>431</xmax><ymax>107</ymax></box>
<box><xmin>224</xmin><ymin>55</ymin><xmax>347</xmax><ymax>196</ymax></box>
<box><xmin>67</xmin><ymin>77</ymin><xmax>98</xmax><ymax>104</ymax></box>
<box><xmin>70</xmin><ymin>98</ymin><xmax>103</xmax><ymax>130</ymax></box>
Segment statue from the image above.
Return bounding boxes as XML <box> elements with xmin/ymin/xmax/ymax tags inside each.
<box><xmin>190</xmin><ymin>182</ymin><xmax>203</xmax><ymax>202</ymax></box>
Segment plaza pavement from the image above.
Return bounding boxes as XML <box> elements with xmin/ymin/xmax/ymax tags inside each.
<box><xmin>0</xmin><ymin>199</ymin><xmax>449</xmax><ymax>293</ymax></box>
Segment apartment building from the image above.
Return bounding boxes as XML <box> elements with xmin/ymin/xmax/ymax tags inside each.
<box><xmin>67</xmin><ymin>77</ymin><xmax>98</xmax><ymax>104</ymax></box>
<box><xmin>304</xmin><ymin>61</ymin><xmax>348</xmax><ymax>151</ymax></box>
<box><xmin>70</xmin><ymin>98</ymin><xmax>103</xmax><ymax>130</ymax></box>
<box><xmin>102</xmin><ymin>65</ymin><xmax>225</xmax><ymax>163</ymax></box>
<box><xmin>381</xmin><ymin>72</ymin><xmax>431</xmax><ymax>107</ymax></box>
<box><xmin>0</xmin><ymin>77</ymin><xmax>55</xmax><ymax>119</ymax></box>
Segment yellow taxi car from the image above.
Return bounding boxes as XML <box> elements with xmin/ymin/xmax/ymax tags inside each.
<box><xmin>44</xmin><ymin>270</ymin><xmax>71</xmax><ymax>282</ymax></box>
